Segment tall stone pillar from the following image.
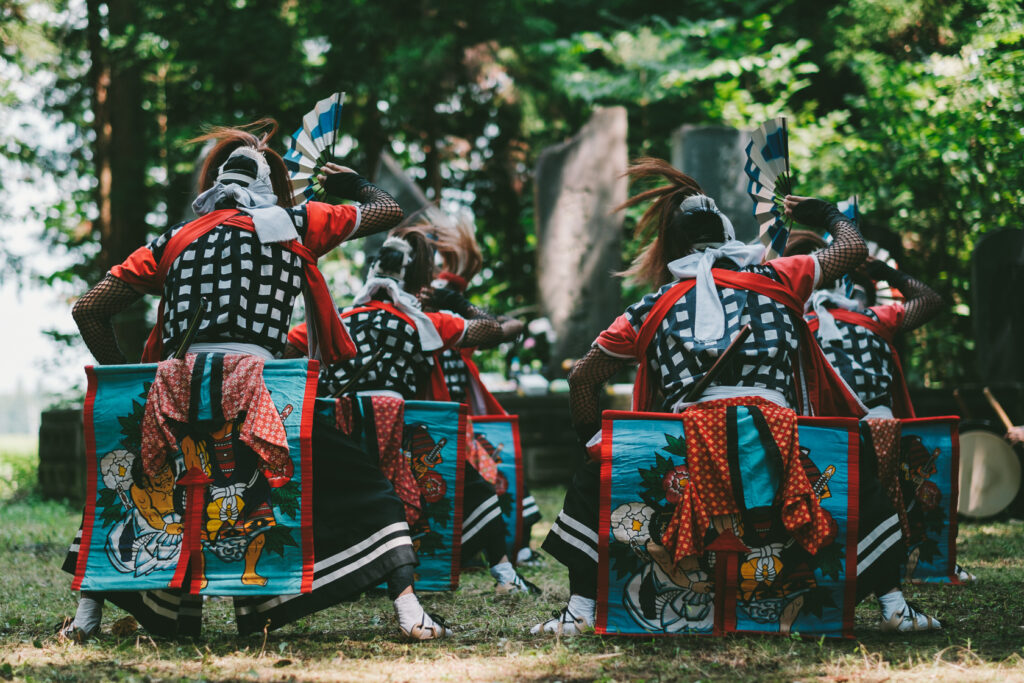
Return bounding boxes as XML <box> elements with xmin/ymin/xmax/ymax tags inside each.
<box><xmin>534</xmin><ymin>107</ymin><xmax>627</xmax><ymax>372</ymax></box>
<box><xmin>671</xmin><ymin>125</ymin><xmax>758</xmax><ymax>243</ymax></box>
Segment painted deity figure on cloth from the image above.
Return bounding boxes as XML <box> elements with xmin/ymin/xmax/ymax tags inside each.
<box><xmin>102</xmin><ymin>451</ymin><xmax>183</xmax><ymax>577</ymax></box>
<box><xmin>180</xmin><ymin>418</ymin><xmax>290</xmax><ymax>588</ymax></box>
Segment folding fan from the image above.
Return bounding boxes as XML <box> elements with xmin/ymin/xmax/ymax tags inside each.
<box><xmin>284</xmin><ymin>91</ymin><xmax>346</xmax><ymax>204</ymax></box>
<box><xmin>744</xmin><ymin>117</ymin><xmax>792</xmax><ymax>261</ymax></box>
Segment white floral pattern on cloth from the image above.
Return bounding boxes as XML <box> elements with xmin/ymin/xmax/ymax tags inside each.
<box><xmin>100</xmin><ymin>450</ymin><xmax>135</xmax><ymax>492</ymax></box>
<box><xmin>140</xmin><ymin>354</ymin><xmax>289</xmax><ymax>476</ymax></box>
<box><xmin>611</xmin><ymin>502</ymin><xmax>655</xmax><ymax>547</ymax></box>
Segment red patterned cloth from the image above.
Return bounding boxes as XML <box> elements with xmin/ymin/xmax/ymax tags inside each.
<box><xmin>140</xmin><ymin>354</ymin><xmax>290</xmax><ymax>477</ymax></box>
<box><xmin>465</xmin><ymin>429</ymin><xmax>498</xmax><ymax>484</ymax></box>
<box><xmin>866</xmin><ymin>417</ymin><xmax>910</xmax><ymax>540</ymax></box>
<box><xmin>332</xmin><ymin>395</ymin><xmax>422</xmax><ymax>525</ymax></box>
<box><xmin>661</xmin><ymin>396</ymin><xmax>835</xmax><ymax>563</ymax></box>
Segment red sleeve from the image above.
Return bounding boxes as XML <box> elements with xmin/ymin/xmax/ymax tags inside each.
<box><xmin>766</xmin><ymin>254</ymin><xmax>819</xmax><ymax>302</ymax></box>
<box><xmin>301</xmin><ymin>201</ymin><xmax>360</xmax><ymax>257</ymax></box>
<box><xmin>868</xmin><ymin>303</ymin><xmax>905</xmax><ymax>336</ymax></box>
<box><xmin>594</xmin><ymin>314</ymin><xmax>639</xmax><ymax>359</ymax></box>
<box><xmin>425</xmin><ymin>312</ymin><xmax>467</xmax><ymax>349</ymax></box>
<box><xmin>287</xmin><ymin>323</ymin><xmax>309</xmax><ymax>350</ymax></box>
<box><xmin>109</xmin><ymin>245</ymin><xmax>161</xmax><ymax>295</ymax></box>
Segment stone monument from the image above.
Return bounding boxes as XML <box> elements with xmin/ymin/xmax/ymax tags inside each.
<box><xmin>534</xmin><ymin>107</ymin><xmax>627</xmax><ymax>371</ymax></box>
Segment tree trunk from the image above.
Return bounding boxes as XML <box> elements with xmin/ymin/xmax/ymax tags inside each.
<box><xmin>87</xmin><ymin>0</ymin><xmax>151</xmax><ymax>360</ymax></box>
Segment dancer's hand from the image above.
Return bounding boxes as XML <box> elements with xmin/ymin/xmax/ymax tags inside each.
<box><xmin>784</xmin><ymin>195</ymin><xmax>841</xmax><ymax>227</ymax></box>
<box><xmin>316</xmin><ymin>161</ymin><xmax>357</xmax><ymax>181</ymax></box>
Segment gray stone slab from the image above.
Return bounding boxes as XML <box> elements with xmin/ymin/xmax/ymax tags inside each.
<box><xmin>534</xmin><ymin>107</ymin><xmax>627</xmax><ymax>370</ymax></box>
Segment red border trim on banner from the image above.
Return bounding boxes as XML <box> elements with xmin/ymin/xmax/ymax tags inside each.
<box><xmin>947</xmin><ymin>418</ymin><xmax>961</xmax><ymax>585</ymax></box>
<box><xmin>299</xmin><ymin>360</ymin><xmax>319</xmax><ymax>593</ymax></box>
<box><xmin>511</xmin><ymin>417</ymin><xmax>525</xmax><ymax>555</ymax></box>
<box><xmin>843</xmin><ymin>420</ymin><xmax>860</xmax><ymax>638</ymax></box>
<box><xmin>72</xmin><ymin>366</ymin><xmax>99</xmax><ymax>591</ymax></box>
<box><xmin>449</xmin><ymin>404</ymin><xmax>468</xmax><ymax>590</ymax></box>
<box><xmin>594</xmin><ymin>412</ymin><xmax>616</xmax><ymax>634</ymax></box>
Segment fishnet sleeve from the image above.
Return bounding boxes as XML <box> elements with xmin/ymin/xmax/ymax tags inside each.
<box><xmin>568</xmin><ymin>346</ymin><xmax>633</xmax><ymax>441</ymax></box>
<box><xmin>71</xmin><ymin>274</ymin><xmax>145</xmax><ymax>365</ymax></box>
<box><xmin>791</xmin><ymin>199</ymin><xmax>867</xmax><ymax>285</ymax></box>
<box><xmin>350</xmin><ymin>184</ymin><xmax>403</xmax><ymax>239</ymax></box>
<box><xmin>866</xmin><ymin>260</ymin><xmax>943</xmax><ymax>332</ymax></box>
<box><xmin>459</xmin><ymin>318</ymin><xmax>503</xmax><ymax>348</ymax></box>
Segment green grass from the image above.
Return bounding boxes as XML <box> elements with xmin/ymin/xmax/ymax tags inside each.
<box><xmin>3</xmin><ymin>442</ymin><xmax>1024</xmax><ymax>682</ymax></box>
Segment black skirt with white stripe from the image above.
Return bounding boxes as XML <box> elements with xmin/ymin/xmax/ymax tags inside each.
<box><xmin>459</xmin><ymin>463</ymin><xmax>508</xmax><ymax>560</ymax></box>
<box><xmin>522</xmin><ymin>485</ymin><xmax>542</xmax><ymax>529</ymax></box>
<box><xmin>541</xmin><ymin>459</ymin><xmax>601</xmax><ymax>575</ymax></box>
<box><xmin>233</xmin><ymin>412</ymin><xmax>418</xmax><ymax>634</ymax></box>
<box><xmin>855</xmin><ymin>421</ymin><xmax>904</xmax><ymax>601</ymax></box>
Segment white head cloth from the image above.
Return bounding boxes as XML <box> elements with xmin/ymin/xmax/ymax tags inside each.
<box><xmin>351</xmin><ymin>237</ymin><xmax>444</xmax><ymax>352</ymax></box>
<box><xmin>191</xmin><ymin>147</ymin><xmax>298</xmax><ymax>244</ymax></box>
<box><xmin>809</xmin><ymin>285</ymin><xmax>864</xmax><ymax>343</ymax></box>
<box><xmin>665</xmin><ymin>195</ymin><xmax>766</xmax><ymax>342</ymax></box>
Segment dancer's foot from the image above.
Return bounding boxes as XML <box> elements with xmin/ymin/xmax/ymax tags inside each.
<box><xmin>515</xmin><ymin>547</ymin><xmax>544</xmax><ymax>567</ymax></box>
<box><xmin>955</xmin><ymin>564</ymin><xmax>977</xmax><ymax>583</ymax></box>
<box><xmin>529</xmin><ymin>595</ymin><xmax>595</xmax><ymax>636</ymax></box>
<box><xmin>61</xmin><ymin>594</ymin><xmax>104</xmax><ymax>643</ymax></box>
<box><xmin>529</xmin><ymin>606</ymin><xmax>593</xmax><ymax>636</ymax></box>
<box><xmin>879</xmin><ymin>591</ymin><xmax>941</xmax><ymax>632</ymax></box>
<box><xmin>881</xmin><ymin>604</ymin><xmax>942</xmax><ymax>632</ymax></box>
<box><xmin>495</xmin><ymin>572</ymin><xmax>541</xmax><ymax>596</ymax></box>
<box><xmin>490</xmin><ymin>560</ymin><xmax>541</xmax><ymax>595</ymax></box>
<box><xmin>394</xmin><ymin>593</ymin><xmax>453</xmax><ymax>641</ymax></box>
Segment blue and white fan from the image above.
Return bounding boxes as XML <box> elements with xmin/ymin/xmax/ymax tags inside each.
<box><xmin>284</xmin><ymin>91</ymin><xmax>345</xmax><ymax>204</ymax></box>
<box><xmin>744</xmin><ymin>117</ymin><xmax>792</xmax><ymax>261</ymax></box>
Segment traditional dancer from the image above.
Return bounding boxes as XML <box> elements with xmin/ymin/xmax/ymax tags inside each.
<box><xmin>425</xmin><ymin>217</ymin><xmax>545</xmax><ymax>566</ymax></box>
<box><xmin>288</xmin><ymin>225</ymin><xmax>537</xmax><ymax>594</ymax></box>
<box><xmin>63</xmin><ymin>120</ymin><xmax>449</xmax><ymax>642</ymax></box>
<box><xmin>786</xmin><ymin>230</ymin><xmax>972</xmax><ymax>583</ymax></box>
<box><xmin>529</xmin><ymin>158</ymin><xmax>940</xmax><ymax>635</ymax></box>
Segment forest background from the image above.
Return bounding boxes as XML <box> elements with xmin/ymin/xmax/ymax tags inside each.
<box><xmin>2</xmin><ymin>0</ymin><xmax>1023</xmax><ymax>402</ymax></box>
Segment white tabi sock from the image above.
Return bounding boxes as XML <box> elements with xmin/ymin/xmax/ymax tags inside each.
<box><xmin>489</xmin><ymin>561</ymin><xmax>517</xmax><ymax>584</ymax></box>
<box><xmin>878</xmin><ymin>590</ymin><xmax>907</xmax><ymax>621</ymax></box>
<box><xmin>567</xmin><ymin>594</ymin><xmax>596</xmax><ymax>624</ymax></box>
<box><xmin>878</xmin><ymin>590</ymin><xmax>941</xmax><ymax>631</ymax></box>
<box><xmin>393</xmin><ymin>592</ymin><xmax>426</xmax><ymax>631</ymax></box>
<box><xmin>393</xmin><ymin>592</ymin><xmax>452</xmax><ymax>640</ymax></box>
<box><xmin>71</xmin><ymin>594</ymin><xmax>104</xmax><ymax>636</ymax></box>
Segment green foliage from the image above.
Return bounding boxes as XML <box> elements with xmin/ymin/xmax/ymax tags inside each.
<box><xmin>95</xmin><ymin>486</ymin><xmax>124</xmax><ymax>527</ymax></box>
<box><xmin>414</xmin><ymin>527</ymin><xmax>445</xmax><ymax>556</ymax></box>
<box><xmin>811</xmin><ymin>542</ymin><xmax>844</xmax><ymax>582</ymax></box>
<box><xmin>260</xmin><ymin>524</ymin><xmax>298</xmax><ymax>558</ymax></box>
<box><xmin>272</xmin><ymin>480</ymin><xmax>302</xmax><ymax>520</ymax></box>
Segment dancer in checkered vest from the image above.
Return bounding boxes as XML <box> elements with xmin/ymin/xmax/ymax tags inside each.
<box><xmin>288</xmin><ymin>225</ymin><xmax>539</xmax><ymax>598</ymax></box>
<box><xmin>530</xmin><ymin>157</ymin><xmax>940</xmax><ymax>635</ymax></box>
<box><xmin>423</xmin><ymin>216</ymin><xmax>545</xmax><ymax>567</ymax></box>
<box><xmin>62</xmin><ymin>120</ymin><xmax>449</xmax><ymax>641</ymax></box>
<box><xmin>786</xmin><ymin>231</ymin><xmax>972</xmax><ymax>591</ymax></box>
